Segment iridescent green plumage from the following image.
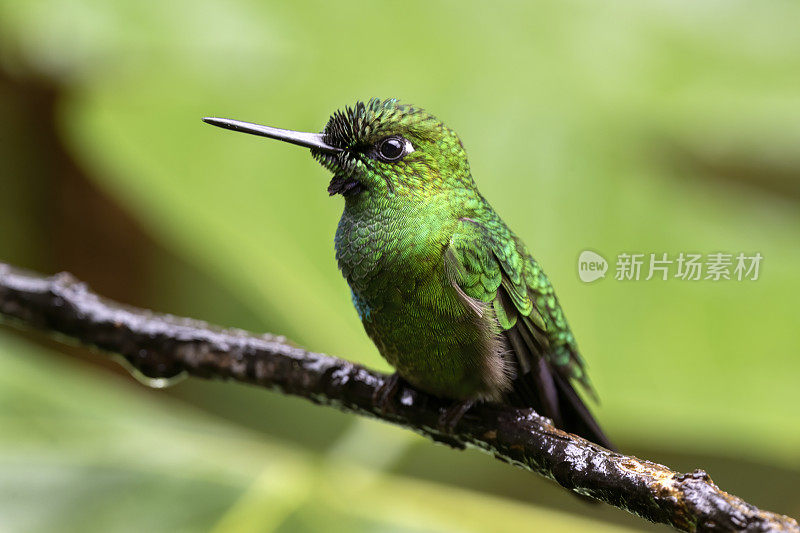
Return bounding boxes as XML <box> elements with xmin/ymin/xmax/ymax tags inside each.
<box><xmin>204</xmin><ymin>99</ymin><xmax>613</xmax><ymax>449</ymax></box>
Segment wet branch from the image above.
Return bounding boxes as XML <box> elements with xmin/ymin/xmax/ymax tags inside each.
<box><xmin>0</xmin><ymin>262</ymin><xmax>797</xmax><ymax>533</ymax></box>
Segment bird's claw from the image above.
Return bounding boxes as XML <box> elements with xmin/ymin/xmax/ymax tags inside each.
<box><xmin>437</xmin><ymin>399</ymin><xmax>475</xmax><ymax>434</ymax></box>
<box><xmin>372</xmin><ymin>372</ymin><xmax>402</xmax><ymax>414</ymax></box>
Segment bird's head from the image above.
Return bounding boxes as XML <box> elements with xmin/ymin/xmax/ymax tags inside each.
<box><xmin>204</xmin><ymin>98</ymin><xmax>474</xmax><ymax>199</ymax></box>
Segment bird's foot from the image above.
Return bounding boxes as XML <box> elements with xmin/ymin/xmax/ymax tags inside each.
<box><xmin>437</xmin><ymin>399</ymin><xmax>476</xmax><ymax>434</ymax></box>
<box><xmin>372</xmin><ymin>372</ymin><xmax>402</xmax><ymax>414</ymax></box>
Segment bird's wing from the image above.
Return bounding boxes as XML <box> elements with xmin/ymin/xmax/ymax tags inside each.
<box><xmin>446</xmin><ymin>219</ymin><xmax>614</xmax><ymax>450</ymax></box>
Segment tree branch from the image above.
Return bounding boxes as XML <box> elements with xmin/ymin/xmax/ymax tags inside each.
<box><xmin>0</xmin><ymin>262</ymin><xmax>796</xmax><ymax>533</ymax></box>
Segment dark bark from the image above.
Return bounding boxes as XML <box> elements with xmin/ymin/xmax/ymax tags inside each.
<box><xmin>0</xmin><ymin>262</ymin><xmax>797</xmax><ymax>533</ymax></box>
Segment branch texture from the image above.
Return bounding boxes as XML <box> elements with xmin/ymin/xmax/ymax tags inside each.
<box><xmin>0</xmin><ymin>262</ymin><xmax>796</xmax><ymax>533</ymax></box>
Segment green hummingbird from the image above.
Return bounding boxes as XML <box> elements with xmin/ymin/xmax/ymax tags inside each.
<box><xmin>204</xmin><ymin>98</ymin><xmax>613</xmax><ymax>449</ymax></box>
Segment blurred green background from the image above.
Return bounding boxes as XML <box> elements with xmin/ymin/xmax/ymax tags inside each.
<box><xmin>1</xmin><ymin>1</ymin><xmax>799</xmax><ymax>531</ymax></box>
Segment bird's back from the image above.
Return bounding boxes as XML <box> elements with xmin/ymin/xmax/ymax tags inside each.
<box><xmin>456</xmin><ymin>200</ymin><xmax>615</xmax><ymax>450</ymax></box>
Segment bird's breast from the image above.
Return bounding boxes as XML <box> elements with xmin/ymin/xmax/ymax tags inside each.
<box><xmin>335</xmin><ymin>202</ymin><xmax>453</xmax><ymax>297</ymax></box>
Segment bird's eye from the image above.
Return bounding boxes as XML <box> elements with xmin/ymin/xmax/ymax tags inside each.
<box><xmin>376</xmin><ymin>136</ymin><xmax>410</xmax><ymax>162</ymax></box>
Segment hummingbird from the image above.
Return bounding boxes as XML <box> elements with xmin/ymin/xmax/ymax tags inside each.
<box><xmin>203</xmin><ymin>99</ymin><xmax>614</xmax><ymax>450</ymax></box>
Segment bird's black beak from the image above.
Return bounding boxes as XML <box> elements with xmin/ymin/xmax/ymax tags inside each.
<box><xmin>202</xmin><ymin>117</ymin><xmax>342</xmax><ymax>154</ymax></box>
